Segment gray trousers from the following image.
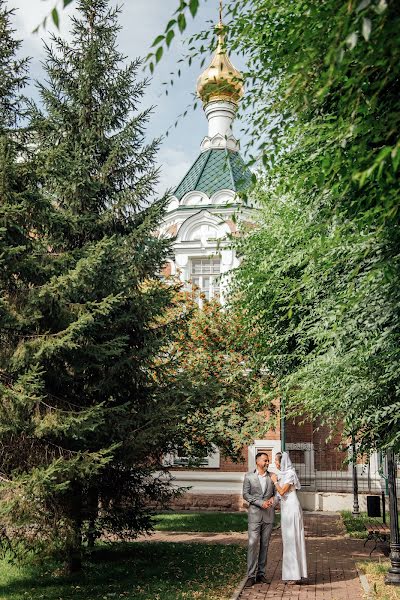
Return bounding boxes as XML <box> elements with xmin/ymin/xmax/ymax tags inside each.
<box><xmin>247</xmin><ymin>520</ymin><xmax>273</xmax><ymax>578</ymax></box>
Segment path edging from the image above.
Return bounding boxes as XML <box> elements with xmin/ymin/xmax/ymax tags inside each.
<box><xmin>230</xmin><ymin>574</ymin><xmax>247</xmax><ymax>600</ymax></box>
<box><xmin>355</xmin><ymin>563</ymin><xmax>373</xmax><ymax>599</ymax></box>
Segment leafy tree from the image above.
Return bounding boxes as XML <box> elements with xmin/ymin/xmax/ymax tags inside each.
<box><xmin>148</xmin><ymin>0</ymin><xmax>400</xmax><ymax>453</ymax></box>
<box><xmin>157</xmin><ymin>292</ymin><xmax>278</xmax><ymax>463</ymax></box>
<box><xmin>231</xmin><ymin>173</ymin><xmax>400</xmax><ymax>453</ymax></box>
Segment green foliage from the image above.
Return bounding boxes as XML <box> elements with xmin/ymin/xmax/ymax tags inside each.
<box><xmin>341</xmin><ymin>511</ymin><xmax>382</xmax><ymax>539</ymax></box>
<box><xmin>0</xmin><ymin>2</ymin><xmax>29</xmax><ymax>130</ymax></box>
<box><xmin>227</xmin><ymin>0</ymin><xmax>400</xmax><ymax>453</ymax></box>
<box><xmin>231</xmin><ymin>171</ymin><xmax>400</xmax><ymax>451</ymax></box>
<box><xmin>147</xmin><ymin>0</ymin><xmax>400</xmax><ymax>452</ymax></box>
<box><xmin>160</xmin><ymin>295</ymin><xmax>279</xmax><ymax>460</ymax></box>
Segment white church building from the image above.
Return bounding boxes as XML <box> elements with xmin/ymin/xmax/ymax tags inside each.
<box><xmin>159</xmin><ymin>18</ymin><xmax>253</xmax><ymax>307</ymax></box>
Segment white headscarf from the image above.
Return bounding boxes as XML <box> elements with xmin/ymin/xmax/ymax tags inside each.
<box><xmin>280</xmin><ymin>451</ymin><xmax>301</xmax><ymax>490</ymax></box>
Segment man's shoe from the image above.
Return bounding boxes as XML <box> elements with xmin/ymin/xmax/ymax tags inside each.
<box><xmin>244</xmin><ymin>577</ymin><xmax>255</xmax><ymax>588</ymax></box>
<box><xmin>256</xmin><ymin>575</ymin><xmax>269</xmax><ymax>584</ymax></box>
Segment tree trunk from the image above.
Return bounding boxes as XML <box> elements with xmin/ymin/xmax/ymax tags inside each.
<box><xmin>64</xmin><ymin>482</ymin><xmax>83</xmax><ymax>574</ymax></box>
<box><xmin>87</xmin><ymin>487</ymin><xmax>99</xmax><ymax>549</ymax></box>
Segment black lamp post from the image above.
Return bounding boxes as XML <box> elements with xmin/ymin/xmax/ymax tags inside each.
<box><xmin>385</xmin><ymin>448</ymin><xmax>400</xmax><ymax>586</ymax></box>
<box><xmin>352</xmin><ymin>436</ymin><xmax>360</xmax><ymax>516</ymax></box>
<box><xmin>281</xmin><ymin>394</ymin><xmax>286</xmax><ymax>452</ymax></box>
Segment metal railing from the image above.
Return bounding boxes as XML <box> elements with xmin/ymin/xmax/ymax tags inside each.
<box><xmin>286</xmin><ymin>443</ymin><xmax>400</xmax><ymax>494</ymax></box>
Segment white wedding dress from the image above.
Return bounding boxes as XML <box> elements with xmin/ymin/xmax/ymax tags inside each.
<box><xmin>279</xmin><ymin>454</ymin><xmax>308</xmax><ymax>581</ymax></box>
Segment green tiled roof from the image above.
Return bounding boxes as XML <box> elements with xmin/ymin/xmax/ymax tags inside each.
<box><xmin>174</xmin><ymin>149</ymin><xmax>252</xmax><ymax>200</ymax></box>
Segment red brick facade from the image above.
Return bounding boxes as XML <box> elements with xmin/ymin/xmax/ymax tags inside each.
<box><xmin>171</xmin><ymin>493</ymin><xmax>245</xmax><ymax>511</ymax></box>
<box><xmin>168</xmin><ymin>414</ymin><xmax>352</xmax><ymax>510</ymax></box>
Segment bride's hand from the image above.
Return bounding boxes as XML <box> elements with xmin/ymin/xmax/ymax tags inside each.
<box><xmin>270</xmin><ymin>473</ymin><xmax>277</xmax><ymax>483</ymax></box>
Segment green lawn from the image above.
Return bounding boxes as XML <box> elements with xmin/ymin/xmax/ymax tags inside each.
<box><xmin>0</xmin><ymin>542</ymin><xmax>246</xmax><ymax>600</ymax></box>
<box><xmin>152</xmin><ymin>511</ymin><xmax>280</xmax><ymax>532</ymax></box>
<box><xmin>341</xmin><ymin>510</ymin><xmax>399</xmax><ymax>539</ymax></box>
<box><xmin>153</xmin><ymin>511</ymin><xmax>249</xmax><ymax>532</ymax></box>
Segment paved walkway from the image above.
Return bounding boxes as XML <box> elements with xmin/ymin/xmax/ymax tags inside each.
<box><xmin>238</xmin><ymin>514</ymin><xmax>370</xmax><ymax>600</ymax></box>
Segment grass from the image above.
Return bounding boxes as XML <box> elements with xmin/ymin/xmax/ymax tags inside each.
<box><xmin>152</xmin><ymin>511</ymin><xmax>280</xmax><ymax>533</ymax></box>
<box><xmin>153</xmin><ymin>511</ymin><xmax>249</xmax><ymax>532</ymax></box>
<box><xmin>0</xmin><ymin>542</ymin><xmax>246</xmax><ymax>600</ymax></box>
<box><xmin>357</xmin><ymin>560</ymin><xmax>400</xmax><ymax>600</ymax></box>
<box><xmin>340</xmin><ymin>511</ymin><xmax>400</xmax><ymax>539</ymax></box>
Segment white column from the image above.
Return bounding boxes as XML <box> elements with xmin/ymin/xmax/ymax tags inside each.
<box><xmin>201</xmin><ymin>100</ymin><xmax>239</xmax><ymax>152</ymax></box>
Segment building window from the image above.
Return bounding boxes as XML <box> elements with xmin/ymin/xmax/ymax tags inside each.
<box><xmin>190</xmin><ymin>257</ymin><xmax>221</xmax><ymax>302</ymax></box>
<box><xmin>248</xmin><ymin>440</ymin><xmax>282</xmax><ymax>472</ymax></box>
<box><xmin>163</xmin><ymin>447</ymin><xmax>220</xmax><ymax>469</ymax></box>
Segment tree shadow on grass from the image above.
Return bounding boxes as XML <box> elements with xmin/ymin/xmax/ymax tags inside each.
<box><xmin>0</xmin><ymin>542</ymin><xmax>245</xmax><ymax>600</ymax></box>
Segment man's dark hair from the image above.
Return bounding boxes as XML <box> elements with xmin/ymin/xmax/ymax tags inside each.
<box><xmin>255</xmin><ymin>451</ymin><xmax>269</xmax><ymax>461</ymax></box>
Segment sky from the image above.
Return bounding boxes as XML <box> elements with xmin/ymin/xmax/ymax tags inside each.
<box><xmin>7</xmin><ymin>0</ymin><xmax>248</xmax><ymax>194</ymax></box>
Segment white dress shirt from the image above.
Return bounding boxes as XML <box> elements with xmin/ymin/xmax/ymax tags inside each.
<box><xmin>257</xmin><ymin>471</ymin><xmax>268</xmax><ymax>494</ymax></box>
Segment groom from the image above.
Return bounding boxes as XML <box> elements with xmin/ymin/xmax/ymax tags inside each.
<box><xmin>242</xmin><ymin>451</ymin><xmax>278</xmax><ymax>588</ymax></box>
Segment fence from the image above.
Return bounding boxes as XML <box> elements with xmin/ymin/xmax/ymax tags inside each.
<box><xmin>286</xmin><ymin>443</ymin><xmax>400</xmax><ymax>495</ymax></box>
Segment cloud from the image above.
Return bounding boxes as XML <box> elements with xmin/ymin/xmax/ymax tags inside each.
<box><xmin>156</xmin><ymin>146</ymin><xmax>193</xmax><ymax>196</ymax></box>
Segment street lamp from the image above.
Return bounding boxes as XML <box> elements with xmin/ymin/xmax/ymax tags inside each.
<box><xmin>385</xmin><ymin>448</ymin><xmax>400</xmax><ymax>585</ymax></box>
<box><xmin>352</xmin><ymin>436</ymin><xmax>360</xmax><ymax>516</ymax></box>
<box><xmin>280</xmin><ymin>393</ymin><xmax>286</xmax><ymax>452</ymax></box>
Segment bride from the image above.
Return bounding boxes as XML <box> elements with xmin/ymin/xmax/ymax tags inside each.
<box><xmin>271</xmin><ymin>451</ymin><xmax>307</xmax><ymax>583</ymax></box>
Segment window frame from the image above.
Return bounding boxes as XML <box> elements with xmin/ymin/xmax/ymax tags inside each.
<box><xmin>190</xmin><ymin>256</ymin><xmax>221</xmax><ymax>304</ymax></box>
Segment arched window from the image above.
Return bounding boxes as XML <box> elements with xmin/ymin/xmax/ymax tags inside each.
<box><xmin>190</xmin><ymin>257</ymin><xmax>221</xmax><ymax>304</ymax></box>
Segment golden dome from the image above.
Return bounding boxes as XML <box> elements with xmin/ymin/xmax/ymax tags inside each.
<box><xmin>196</xmin><ymin>22</ymin><xmax>244</xmax><ymax>106</ymax></box>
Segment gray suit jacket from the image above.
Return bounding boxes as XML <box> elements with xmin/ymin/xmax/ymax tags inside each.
<box><xmin>242</xmin><ymin>471</ymin><xmax>277</xmax><ymax>524</ymax></box>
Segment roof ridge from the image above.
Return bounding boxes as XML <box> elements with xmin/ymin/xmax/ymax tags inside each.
<box><xmin>225</xmin><ymin>147</ymin><xmax>235</xmax><ymax>190</ymax></box>
<box><xmin>194</xmin><ymin>149</ymin><xmax>212</xmax><ymax>189</ymax></box>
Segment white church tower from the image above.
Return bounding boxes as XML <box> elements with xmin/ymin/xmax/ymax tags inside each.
<box><xmin>160</xmin><ymin>10</ymin><xmax>253</xmax><ymax>304</ymax></box>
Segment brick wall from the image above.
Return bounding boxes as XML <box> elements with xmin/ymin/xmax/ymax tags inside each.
<box><xmin>313</xmin><ymin>422</ymin><xmax>347</xmax><ymax>471</ymax></box>
<box><xmin>286</xmin><ymin>417</ymin><xmax>347</xmax><ymax>472</ymax></box>
<box><xmin>218</xmin><ymin>447</ymin><xmax>248</xmax><ymax>472</ymax></box>
<box><xmin>286</xmin><ymin>417</ymin><xmax>313</xmax><ymax>443</ymax></box>
<box><xmin>169</xmin><ymin>493</ymin><xmax>246</xmax><ymax>511</ymax></box>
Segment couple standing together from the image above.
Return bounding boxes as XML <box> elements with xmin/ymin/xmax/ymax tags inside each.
<box><xmin>242</xmin><ymin>451</ymin><xmax>307</xmax><ymax>588</ymax></box>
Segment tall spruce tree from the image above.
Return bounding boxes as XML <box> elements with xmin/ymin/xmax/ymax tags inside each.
<box><xmin>0</xmin><ymin>0</ymin><xmax>56</xmax><ymax>503</ymax></box>
<box><xmin>0</xmin><ymin>0</ymin><xmax>45</xmax><ymax>327</ymax></box>
<box><xmin>0</xmin><ymin>0</ymin><xmax>193</xmax><ymax>573</ymax></box>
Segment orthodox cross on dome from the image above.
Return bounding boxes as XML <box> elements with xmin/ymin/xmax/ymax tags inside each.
<box><xmin>196</xmin><ymin>1</ymin><xmax>244</xmax><ymax>152</ymax></box>
<box><xmin>196</xmin><ymin>8</ymin><xmax>243</xmax><ymax>106</ymax></box>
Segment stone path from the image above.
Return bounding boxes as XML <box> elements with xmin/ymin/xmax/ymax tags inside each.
<box><xmin>238</xmin><ymin>514</ymin><xmax>371</xmax><ymax>600</ymax></box>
